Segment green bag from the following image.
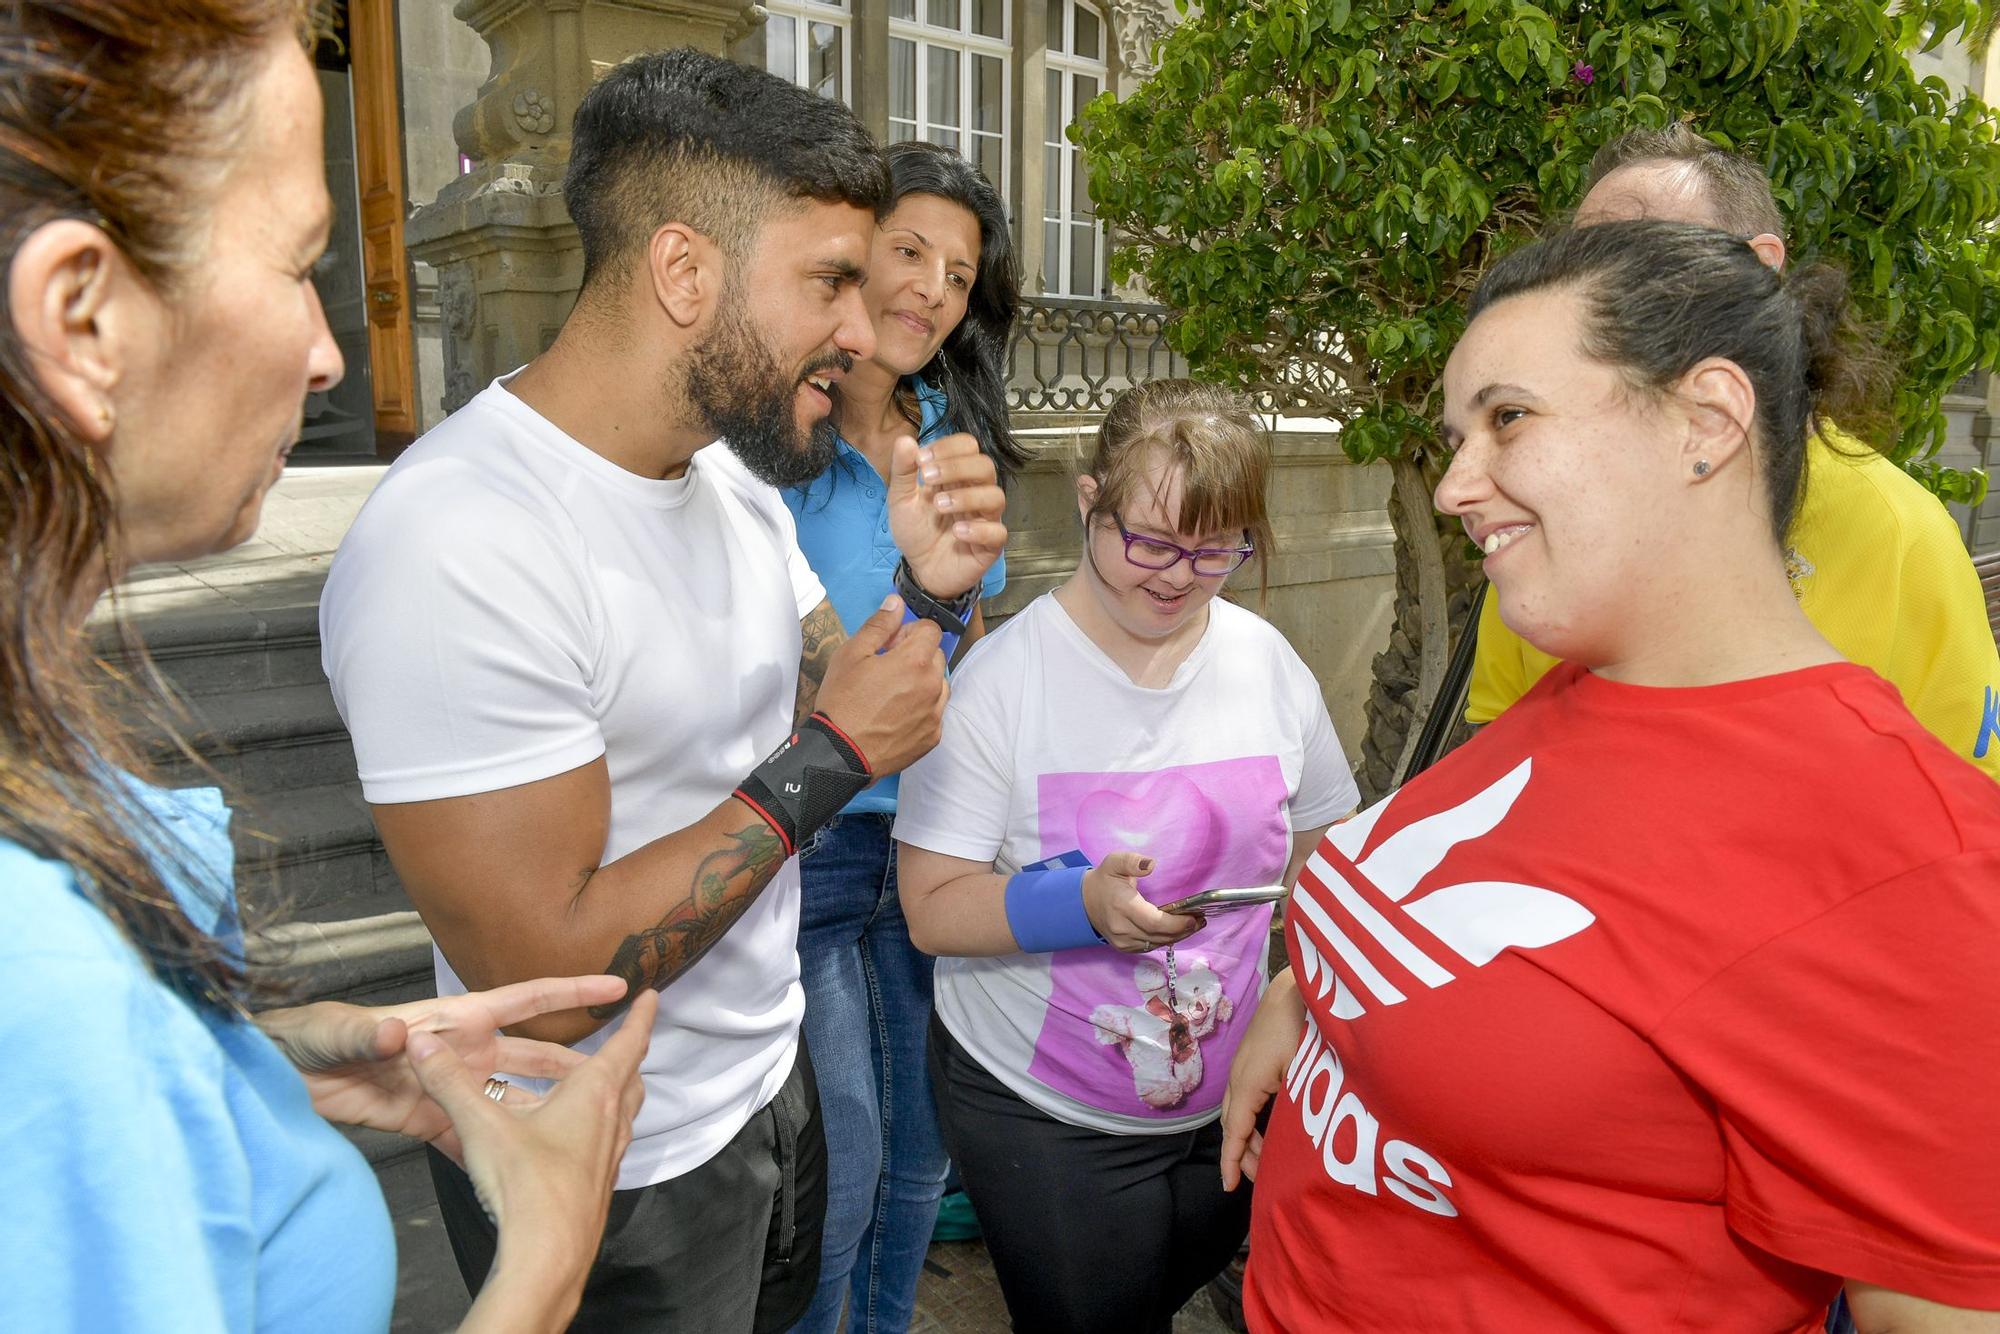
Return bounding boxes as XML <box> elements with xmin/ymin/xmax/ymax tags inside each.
<box><xmin>931</xmin><ymin>1189</ymin><xmax>982</xmax><ymax>1243</ymax></box>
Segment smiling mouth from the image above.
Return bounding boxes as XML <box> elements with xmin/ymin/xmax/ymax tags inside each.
<box><xmin>1144</xmin><ymin>586</ymin><xmax>1190</xmax><ymax>610</ymax></box>
<box><xmin>1480</xmin><ymin>524</ymin><xmax>1534</xmax><ymax>556</ymax></box>
<box><xmin>894</xmin><ymin>311</ymin><xmax>934</xmax><ymax>336</ymax></box>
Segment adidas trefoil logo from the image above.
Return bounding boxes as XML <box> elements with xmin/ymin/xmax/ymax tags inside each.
<box><xmin>1292</xmin><ymin>758</ymin><xmax>1594</xmax><ymax>1020</ymax></box>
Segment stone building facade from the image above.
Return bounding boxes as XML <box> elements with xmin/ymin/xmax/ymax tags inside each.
<box><xmin>351</xmin><ymin>0</ymin><xmax>1398</xmax><ymax>759</ymax></box>
<box><xmin>296</xmin><ymin>2</ymin><xmax>1996</xmax><ymax>766</ymax></box>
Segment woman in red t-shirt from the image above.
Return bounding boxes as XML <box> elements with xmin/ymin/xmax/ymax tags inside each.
<box><xmin>1221</xmin><ymin>220</ymin><xmax>2000</xmax><ymax>1332</ymax></box>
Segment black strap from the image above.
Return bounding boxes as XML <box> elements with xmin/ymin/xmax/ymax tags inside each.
<box><xmin>732</xmin><ymin>713</ymin><xmax>872</xmax><ymax>856</ymax></box>
<box><xmin>893</xmin><ymin>558</ymin><xmax>977</xmax><ymax>639</ymax></box>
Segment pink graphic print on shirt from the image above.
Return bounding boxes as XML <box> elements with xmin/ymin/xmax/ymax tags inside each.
<box><xmin>1030</xmin><ymin>757</ymin><xmax>1290</xmax><ymax>1118</ymax></box>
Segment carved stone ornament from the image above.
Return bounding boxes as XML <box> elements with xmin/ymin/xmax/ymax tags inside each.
<box><xmin>476</xmin><ymin>174</ymin><xmax>564</xmax><ymax>199</ymax></box>
<box><xmin>1109</xmin><ymin>0</ymin><xmax>1176</xmax><ymax>76</ymax></box>
<box><xmin>439</xmin><ymin>267</ymin><xmax>479</xmax><ymax>413</ymax></box>
<box><xmin>511</xmin><ymin>88</ymin><xmax>557</xmax><ymax>136</ymax></box>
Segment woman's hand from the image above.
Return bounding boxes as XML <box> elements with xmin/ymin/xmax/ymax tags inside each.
<box><xmin>1083</xmin><ymin>851</ymin><xmax>1205</xmax><ymax>953</ymax></box>
<box><xmin>419</xmin><ymin>989</ymin><xmax>657</xmax><ymax>1334</ymax></box>
<box><xmin>1221</xmin><ymin>968</ymin><xmax>1305</xmax><ymax>1191</ymax></box>
<box><xmin>886</xmin><ymin>432</ymin><xmax>1007</xmax><ymax>599</ymax></box>
<box><xmin>257</xmin><ymin>974</ymin><xmax>629</xmax><ymax>1162</ymax></box>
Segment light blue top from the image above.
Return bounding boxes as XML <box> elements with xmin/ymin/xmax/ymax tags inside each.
<box><xmin>784</xmin><ymin>375</ymin><xmax>1008</xmax><ymax>814</ymax></box>
<box><xmin>0</xmin><ymin>778</ymin><xmax>397</xmax><ymax>1333</ymax></box>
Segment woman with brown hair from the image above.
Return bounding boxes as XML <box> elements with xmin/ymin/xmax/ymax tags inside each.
<box><xmin>0</xmin><ymin>4</ymin><xmax>649</xmax><ymax>1328</ymax></box>
<box><xmin>1223</xmin><ymin>221</ymin><xmax>2000</xmax><ymax>1332</ymax></box>
<box><xmin>894</xmin><ymin>379</ymin><xmax>1360</xmax><ymax>1332</ymax></box>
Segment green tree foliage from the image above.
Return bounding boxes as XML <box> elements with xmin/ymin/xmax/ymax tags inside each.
<box><xmin>1078</xmin><ymin>0</ymin><xmax>2000</xmax><ymax>503</ymax></box>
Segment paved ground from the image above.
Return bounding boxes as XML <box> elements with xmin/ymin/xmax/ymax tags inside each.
<box><xmin>107</xmin><ymin>463</ymin><xmax>386</xmax><ymax>628</ymax></box>
<box><xmin>383</xmin><ymin>1147</ymin><xmax>1237</xmax><ymax>1332</ymax></box>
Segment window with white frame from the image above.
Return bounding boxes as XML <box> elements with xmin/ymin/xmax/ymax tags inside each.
<box><xmin>764</xmin><ymin>0</ymin><xmax>850</xmax><ymax>104</ymax></box>
<box><xmin>1043</xmin><ymin>0</ymin><xmax>1108</xmax><ymax>297</ymax></box>
<box><xmin>888</xmin><ymin>0</ymin><xmax>1010</xmax><ymax>197</ymax></box>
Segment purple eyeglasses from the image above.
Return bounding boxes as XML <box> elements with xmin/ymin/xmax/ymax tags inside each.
<box><xmin>1111</xmin><ymin>513</ymin><xmax>1255</xmax><ymax>577</ymax></box>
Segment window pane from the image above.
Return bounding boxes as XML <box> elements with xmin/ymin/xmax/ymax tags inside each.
<box><xmin>974</xmin><ymin>0</ymin><xmax>1005</xmax><ymax>39</ymax></box>
<box><xmin>928</xmin><ymin>125</ymin><xmax>962</xmax><ymax>153</ymax></box>
<box><xmin>1044</xmin><ymin>142</ymin><xmax>1061</xmax><ymax>212</ymax></box>
<box><xmin>1045</xmin><ymin>68</ymin><xmax>1063</xmax><ymax>142</ymax></box>
<box><xmin>1072</xmin><ymin>146</ymin><xmax>1094</xmax><ymax>219</ymax></box>
<box><xmin>890</xmin><ymin>38</ymin><xmax>915</xmax><ymax>121</ymax></box>
<box><xmin>974</xmin><ymin>133</ymin><xmax>1003</xmax><ymax>190</ymax></box>
<box><xmin>973</xmin><ymin>54</ymin><xmax>1002</xmax><ymax>133</ymax></box>
<box><xmin>927</xmin><ymin>0</ymin><xmax>960</xmax><ymax>29</ymax></box>
<box><xmin>889</xmin><ymin>120</ymin><xmax>918</xmax><ymax>143</ymax></box>
<box><xmin>1047</xmin><ymin>0</ymin><xmax>1064</xmax><ymax>52</ymax></box>
<box><xmin>808</xmin><ymin>21</ymin><xmax>842</xmax><ymax>102</ymax></box>
<box><xmin>1075</xmin><ymin>72</ymin><xmax>1099</xmax><ymax>107</ymax></box>
<box><xmin>1070</xmin><ymin>223</ymin><xmax>1097</xmax><ymax>297</ymax></box>
<box><xmin>928</xmin><ymin>44</ymin><xmax>960</xmax><ymax>128</ymax></box>
<box><xmin>1044</xmin><ymin>219</ymin><xmax>1062</xmax><ymax>290</ymax></box>
<box><xmin>765</xmin><ymin>13</ymin><xmax>797</xmax><ymax>86</ymax></box>
<box><xmin>890</xmin><ymin>0</ymin><xmax>915</xmax><ymax>17</ymax></box>
<box><xmin>1075</xmin><ymin>4</ymin><xmax>1102</xmax><ymax>61</ymax></box>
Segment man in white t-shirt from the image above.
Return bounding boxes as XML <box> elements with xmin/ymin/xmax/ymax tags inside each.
<box><xmin>320</xmin><ymin>50</ymin><xmax>1006</xmax><ymax>1332</ymax></box>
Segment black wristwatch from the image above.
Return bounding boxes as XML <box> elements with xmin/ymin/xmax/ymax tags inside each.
<box><xmin>893</xmin><ymin>558</ymin><xmax>979</xmax><ymax>639</ymax></box>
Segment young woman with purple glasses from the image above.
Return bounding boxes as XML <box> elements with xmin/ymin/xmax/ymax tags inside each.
<box><xmin>893</xmin><ymin>379</ymin><xmax>1360</xmax><ymax>1332</ymax></box>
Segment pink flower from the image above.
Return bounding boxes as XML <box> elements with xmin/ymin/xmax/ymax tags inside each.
<box><xmin>1572</xmin><ymin>60</ymin><xmax>1595</xmax><ymax>85</ymax></box>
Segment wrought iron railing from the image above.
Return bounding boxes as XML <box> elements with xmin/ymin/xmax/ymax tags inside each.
<box><xmin>1005</xmin><ymin>297</ymin><xmax>1188</xmax><ymax>415</ymax></box>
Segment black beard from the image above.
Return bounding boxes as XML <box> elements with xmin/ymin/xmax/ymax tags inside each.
<box><xmin>684</xmin><ymin>290</ymin><xmax>842</xmax><ymax>488</ymax></box>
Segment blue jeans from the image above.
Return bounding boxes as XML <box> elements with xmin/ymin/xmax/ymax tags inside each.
<box><xmin>790</xmin><ymin>814</ymin><xmax>949</xmax><ymax>1334</ymax></box>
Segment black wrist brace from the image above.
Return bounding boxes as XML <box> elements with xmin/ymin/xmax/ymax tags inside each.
<box><xmin>733</xmin><ymin>713</ymin><xmax>873</xmax><ymax>856</ymax></box>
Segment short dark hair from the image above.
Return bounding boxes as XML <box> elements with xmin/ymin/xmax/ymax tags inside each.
<box><xmin>562</xmin><ymin>48</ymin><xmax>889</xmax><ymax>292</ymax></box>
<box><xmin>1471</xmin><ymin>220</ymin><xmax>1888</xmax><ymax>541</ymax></box>
<box><xmin>1583</xmin><ymin>124</ymin><xmax>1786</xmax><ymax>241</ymax></box>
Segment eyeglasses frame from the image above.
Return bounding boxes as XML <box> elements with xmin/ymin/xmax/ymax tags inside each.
<box><xmin>1109</xmin><ymin>512</ymin><xmax>1256</xmax><ymax>577</ymax></box>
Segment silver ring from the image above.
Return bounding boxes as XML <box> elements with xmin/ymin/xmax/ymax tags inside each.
<box><xmin>483</xmin><ymin>1076</ymin><xmax>509</xmax><ymax>1103</ymax></box>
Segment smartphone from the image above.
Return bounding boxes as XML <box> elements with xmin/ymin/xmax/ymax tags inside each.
<box><xmin>1159</xmin><ymin>884</ymin><xmax>1288</xmax><ymax>916</ymax></box>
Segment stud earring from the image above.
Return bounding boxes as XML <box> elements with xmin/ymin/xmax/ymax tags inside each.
<box><xmin>1692</xmin><ymin>459</ymin><xmax>1711</xmax><ymax>477</ymax></box>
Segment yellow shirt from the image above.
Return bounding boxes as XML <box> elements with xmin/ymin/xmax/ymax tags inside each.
<box><xmin>1465</xmin><ymin>428</ymin><xmax>2000</xmax><ymax>780</ymax></box>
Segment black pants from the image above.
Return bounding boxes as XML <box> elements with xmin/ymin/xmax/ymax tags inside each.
<box><xmin>428</xmin><ymin>1042</ymin><xmax>826</xmax><ymax>1333</ymax></box>
<box><xmin>928</xmin><ymin>1013</ymin><xmax>1252</xmax><ymax>1334</ymax></box>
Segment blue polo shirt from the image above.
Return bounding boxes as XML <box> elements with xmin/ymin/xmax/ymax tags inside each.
<box><xmin>0</xmin><ymin>779</ymin><xmax>396</xmax><ymax>1332</ymax></box>
<box><xmin>784</xmin><ymin>376</ymin><xmax>1007</xmax><ymax>814</ymax></box>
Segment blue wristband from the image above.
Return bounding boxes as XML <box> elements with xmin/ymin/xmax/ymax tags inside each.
<box><xmin>1005</xmin><ymin>865</ymin><xmax>1104</xmax><ymax>953</ymax></box>
<box><xmin>899</xmin><ymin>602</ymin><xmax>962</xmax><ymax>662</ymax></box>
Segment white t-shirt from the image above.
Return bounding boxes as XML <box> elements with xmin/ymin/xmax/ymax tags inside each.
<box><xmin>320</xmin><ymin>376</ymin><xmax>825</xmax><ymax>1189</ymax></box>
<box><xmin>895</xmin><ymin>592</ymin><xmax>1358</xmax><ymax>1134</ymax></box>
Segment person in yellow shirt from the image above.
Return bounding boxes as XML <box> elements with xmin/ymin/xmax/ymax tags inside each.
<box><xmin>1466</xmin><ymin>126</ymin><xmax>2000</xmax><ymax>779</ymax></box>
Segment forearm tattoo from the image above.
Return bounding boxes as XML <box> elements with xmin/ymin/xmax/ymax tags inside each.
<box><xmin>588</xmin><ymin>820</ymin><xmax>789</xmax><ymax>1019</ymax></box>
<box><xmin>795</xmin><ymin>600</ymin><xmax>846</xmax><ymax>725</ymax></box>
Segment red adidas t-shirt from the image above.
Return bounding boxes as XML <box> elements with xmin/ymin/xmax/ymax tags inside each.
<box><xmin>1246</xmin><ymin>662</ymin><xmax>2000</xmax><ymax>1332</ymax></box>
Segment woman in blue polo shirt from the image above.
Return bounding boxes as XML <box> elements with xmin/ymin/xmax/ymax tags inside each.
<box><xmin>0</xmin><ymin>4</ymin><xmax>651</xmax><ymax>1330</ymax></box>
<box><xmin>783</xmin><ymin>140</ymin><xmax>1027</xmax><ymax>1334</ymax></box>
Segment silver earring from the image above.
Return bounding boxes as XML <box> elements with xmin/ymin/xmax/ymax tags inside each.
<box><xmin>1693</xmin><ymin>459</ymin><xmax>1711</xmax><ymax>477</ymax></box>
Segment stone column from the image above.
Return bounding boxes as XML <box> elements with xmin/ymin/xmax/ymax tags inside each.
<box><xmin>407</xmin><ymin>0</ymin><xmax>765</xmax><ymax>414</ymax></box>
<box><xmin>1016</xmin><ymin>0</ymin><xmax>1052</xmax><ymax>296</ymax></box>
<box><xmin>1101</xmin><ymin>0</ymin><xmax>1177</xmax><ymax>300</ymax></box>
<box><xmin>851</xmin><ymin>3</ymin><xmax>892</xmax><ymax>145</ymax></box>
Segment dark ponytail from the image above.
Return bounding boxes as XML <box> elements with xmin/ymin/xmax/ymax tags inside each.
<box><xmin>1788</xmin><ymin>263</ymin><xmax>1892</xmax><ymax>453</ymax></box>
